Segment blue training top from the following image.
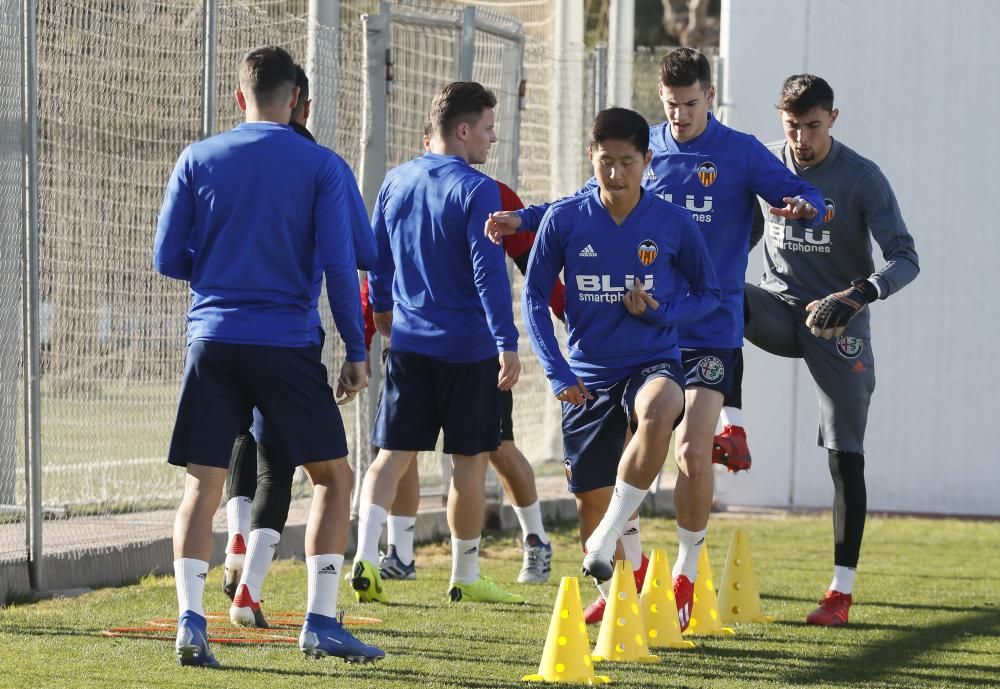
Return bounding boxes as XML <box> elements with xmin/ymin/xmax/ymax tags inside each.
<box><xmin>154</xmin><ymin>121</ymin><xmax>365</xmax><ymax>361</ymax></box>
<box><xmin>523</xmin><ymin>188</ymin><xmax>720</xmax><ymax>395</ymax></box>
<box><xmin>368</xmin><ymin>152</ymin><xmax>518</xmax><ymax>363</ymax></box>
<box><xmin>518</xmin><ymin>114</ymin><xmax>825</xmax><ymax>349</ymax></box>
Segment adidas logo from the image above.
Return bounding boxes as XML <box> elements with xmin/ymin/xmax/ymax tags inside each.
<box><xmin>405</xmin><ymin>525</ymin><xmax>415</xmax><ymax>532</ymax></box>
<box><xmin>623</xmin><ymin>527</ymin><xmax>639</xmax><ymax>536</ymax></box>
<box><xmin>642</xmin><ymin>167</ymin><xmax>657</xmax><ymax>181</ymax></box>
<box><xmin>269</xmin><ymin>542</ymin><xmax>279</xmax><ymax>550</ymax></box>
<box><xmin>578</xmin><ymin>244</ymin><xmax>598</xmax><ymax>257</ymax></box>
<box><xmin>197</xmin><ymin>572</ymin><xmax>207</xmax><ymax>580</ymax></box>
<box><xmin>695</xmin><ymin>537</ymin><xmax>705</xmax><ymax>546</ymax></box>
<box><xmin>240</xmin><ymin>497</ymin><xmax>253</xmax><ymax>505</ymax></box>
<box><xmin>319</xmin><ymin>564</ymin><xmax>338</xmax><ymax>575</ymax></box>
<box><xmin>463</xmin><ymin>546</ymin><xmax>479</xmax><ymax>555</ymax></box>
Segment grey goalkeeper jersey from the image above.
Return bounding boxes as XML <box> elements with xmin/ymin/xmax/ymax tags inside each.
<box><xmin>751</xmin><ymin>138</ymin><xmax>919</xmax><ymax>338</ymax></box>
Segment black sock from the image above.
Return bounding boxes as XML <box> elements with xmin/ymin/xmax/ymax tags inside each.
<box><xmin>828</xmin><ymin>450</ymin><xmax>866</xmax><ymax>568</ymax></box>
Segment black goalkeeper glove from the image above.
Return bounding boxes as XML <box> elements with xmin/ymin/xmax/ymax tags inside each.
<box><xmin>805</xmin><ymin>278</ymin><xmax>878</xmax><ymax>340</ymax></box>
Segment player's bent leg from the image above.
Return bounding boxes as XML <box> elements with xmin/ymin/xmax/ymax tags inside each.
<box><xmin>447</xmin><ymin>453</ymin><xmax>524</xmax><ymax>604</ymax></box>
<box><xmin>382</xmin><ymin>458</ymin><xmax>419</xmax><ymax>581</ymax></box>
<box><xmin>713</xmin><ymin>352</ymin><xmax>752</xmax><ymax>473</ymax></box>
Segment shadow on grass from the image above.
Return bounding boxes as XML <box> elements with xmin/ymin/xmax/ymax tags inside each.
<box><xmin>778</xmin><ymin>607</ymin><xmax>1000</xmax><ymax>686</ymax></box>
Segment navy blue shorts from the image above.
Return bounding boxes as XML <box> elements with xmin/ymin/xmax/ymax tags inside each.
<box><xmin>371</xmin><ymin>349</ymin><xmax>502</xmax><ymax>456</ymax></box>
<box><xmin>168</xmin><ymin>340</ymin><xmax>347</xmax><ymax>469</ymax></box>
<box><xmin>681</xmin><ymin>347</ymin><xmax>741</xmax><ymax>396</ymax></box>
<box><xmin>561</xmin><ymin>360</ymin><xmax>685</xmax><ymax>494</ymax></box>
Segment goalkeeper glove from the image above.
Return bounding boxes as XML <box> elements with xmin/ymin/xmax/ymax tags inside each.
<box><xmin>805</xmin><ymin>278</ymin><xmax>878</xmax><ymax>340</ymax></box>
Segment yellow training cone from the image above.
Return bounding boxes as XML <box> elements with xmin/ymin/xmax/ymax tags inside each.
<box><xmin>639</xmin><ymin>548</ymin><xmax>695</xmax><ymax>649</ymax></box>
<box><xmin>592</xmin><ymin>560</ymin><xmax>659</xmax><ymax>663</ymax></box>
<box><xmin>684</xmin><ymin>543</ymin><xmax>735</xmax><ymax>636</ymax></box>
<box><xmin>718</xmin><ymin>528</ymin><xmax>774</xmax><ymax>624</ymax></box>
<box><xmin>523</xmin><ymin>576</ymin><xmax>610</xmax><ymax>684</ymax></box>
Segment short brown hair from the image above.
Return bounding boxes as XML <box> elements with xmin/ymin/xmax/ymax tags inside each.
<box><xmin>777</xmin><ymin>74</ymin><xmax>835</xmax><ymax>115</ymax></box>
<box><xmin>659</xmin><ymin>47</ymin><xmax>711</xmax><ymax>88</ymax></box>
<box><xmin>428</xmin><ymin>81</ymin><xmax>497</xmax><ymax>138</ymax></box>
<box><xmin>239</xmin><ymin>46</ymin><xmax>296</xmax><ymax>106</ymax></box>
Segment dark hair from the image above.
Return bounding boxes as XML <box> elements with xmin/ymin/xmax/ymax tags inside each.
<box><xmin>590</xmin><ymin>107</ymin><xmax>650</xmax><ymax>153</ymax></box>
<box><xmin>292</xmin><ymin>63</ymin><xmax>309</xmax><ymax>116</ymax></box>
<box><xmin>777</xmin><ymin>74</ymin><xmax>835</xmax><ymax>114</ymax></box>
<box><xmin>659</xmin><ymin>47</ymin><xmax>711</xmax><ymax>88</ymax></box>
<box><xmin>428</xmin><ymin>81</ymin><xmax>497</xmax><ymax>137</ymax></box>
<box><xmin>238</xmin><ymin>46</ymin><xmax>296</xmax><ymax>106</ymax></box>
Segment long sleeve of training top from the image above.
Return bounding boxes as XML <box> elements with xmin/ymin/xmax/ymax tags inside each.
<box><xmin>523</xmin><ymin>189</ymin><xmax>719</xmax><ymax>395</ymax></box>
<box><xmin>367</xmin><ymin>152</ymin><xmax>517</xmax><ymax>362</ymax></box>
<box><xmin>856</xmin><ymin>166</ymin><xmax>920</xmax><ymax>298</ymax></box>
<box><xmin>154</xmin><ymin>152</ymin><xmax>196</xmax><ymax>280</ymax></box>
<box><xmin>342</xmin><ymin>157</ymin><xmax>377</xmax><ymax>270</ymax></box>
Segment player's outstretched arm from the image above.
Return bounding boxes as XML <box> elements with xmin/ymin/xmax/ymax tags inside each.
<box><xmin>154</xmin><ymin>150</ymin><xmax>196</xmax><ymax>281</ymax></box>
<box><xmin>484</xmin><ymin>178</ymin><xmax>599</xmax><ymax>244</ymax></box>
<box><xmin>748</xmin><ymin>138</ymin><xmax>825</xmax><ymax>226</ymax></box>
<box><xmin>521</xmin><ymin>210</ymin><xmax>578</xmax><ymax>399</ymax></box>
<box><xmin>315</xmin><ymin>155</ymin><xmax>366</xmax><ymax>365</ymax></box>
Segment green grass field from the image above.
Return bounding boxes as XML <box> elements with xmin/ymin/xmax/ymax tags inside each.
<box><xmin>1</xmin><ymin>513</ymin><xmax>998</xmax><ymax>689</ymax></box>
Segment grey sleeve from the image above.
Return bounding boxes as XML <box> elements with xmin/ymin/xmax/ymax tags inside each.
<box><xmin>857</xmin><ymin>169</ymin><xmax>919</xmax><ymax>299</ymax></box>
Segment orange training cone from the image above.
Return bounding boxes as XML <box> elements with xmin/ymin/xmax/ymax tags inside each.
<box><xmin>639</xmin><ymin>548</ymin><xmax>695</xmax><ymax>649</ymax></box>
<box><xmin>684</xmin><ymin>543</ymin><xmax>735</xmax><ymax>636</ymax></box>
<box><xmin>719</xmin><ymin>528</ymin><xmax>774</xmax><ymax>624</ymax></box>
<box><xmin>592</xmin><ymin>560</ymin><xmax>659</xmax><ymax>663</ymax></box>
<box><xmin>523</xmin><ymin>576</ymin><xmax>610</xmax><ymax>684</ymax></box>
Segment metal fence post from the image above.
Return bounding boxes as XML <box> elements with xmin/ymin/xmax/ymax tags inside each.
<box><xmin>306</xmin><ymin>0</ymin><xmax>340</xmax><ymax>144</ymax></box>
<box><xmin>201</xmin><ymin>0</ymin><xmax>218</xmax><ymax>139</ymax></box>
<box><xmin>21</xmin><ymin>0</ymin><xmax>42</xmax><ymax>591</ymax></box>
<box><xmin>509</xmin><ymin>34</ymin><xmax>525</xmax><ymax>191</ymax></box>
<box><xmin>592</xmin><ymin>43</ymin><xmax>607</xmax><ymax>117</ymax></box>
<box><xmin>459</xmin><ymin>6</ymin><xmax>475</xmax><ymax>81</ymax></box>
<box><xmin>356</xmin><ymin>7</ymin><xmax>390</xmax><ymax>517</ymax></box>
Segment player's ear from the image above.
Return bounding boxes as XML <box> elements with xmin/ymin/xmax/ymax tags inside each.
<box><xmin>455</xmin><ymin>121</ymin><xmax>469</xmax><ymax>141</ymax></box>
<box><xmin>235</xmin><ymin>88</ymin><xmax>247</xmax><ymax>112</ymax></box>
<box><xmin>829</xmin><ymin>108</ymin><xmax>839</xmax><ymax>128</ymax></box>
<box><xmin>288</xmin><ymin>85</ymin><xmax>300</xmax><ymax>112</ymax></box>
<box><xmin>706</xmin><ymin>84</ymin><xmax>716</xmax><ymax>107</ymax></box>
<box><xmin>302</xmin><ymin>99</ymin><xmax>311</xmax><ymax>121</ymax></box>
<box><xmin>643</xmin><ymin>149</ymin><xmax>653</xmax><ymax>166</ymax></box>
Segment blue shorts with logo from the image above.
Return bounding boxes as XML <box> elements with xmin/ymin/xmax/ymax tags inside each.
<box><xmin>372</xmin><ymin>349</ymin><xmax>502</xmax><ymax>456</ymax></box>
<box><xmin>561</xmin><ymin>360</ymin><xmax>685</xmax><ymax>494</ymax></box>
<box><xmin>680</xmin><ymin>347</ymin><xmax>741</xmax><ymax>396</ymax></box>
<box><xmin>167</xmin><ymin>340</ymin><xmax>348</xmax><ymax>469</ymax></box>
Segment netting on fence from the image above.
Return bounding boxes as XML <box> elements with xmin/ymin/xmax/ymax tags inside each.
<box><xmin>0</xmin><ymin>0</ymin><xmax>24</xmax><ymax>561</ymax></box>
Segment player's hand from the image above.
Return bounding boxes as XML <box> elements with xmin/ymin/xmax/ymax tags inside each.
<box><xmin>373</xmin><ymin>310</ymin><xmax>393</xmax><ymax>339</ymax></box>
<box><xmin>498</xmin><ymin>351</ymin><xmax>521</xmax><ymax>391</ymax></box>
<box><xmin>556</xmin><ymin>378</ymin><xmax>593</xmax><ymax>406</ymax></box>
<box><xmin>770</xmin><ymin>196</ymin><xmax>819</xmax><ymax>221</ymax></box>
<box><xmin>335</xmin><ymin>360</ymin><xmax>367</xmax><ymax>405</ymax></box>
<box><xmin>805</xmin><ymin>279</ymin><xmax>878</xmax><ymax>340</ymax></box>
<box><xmin>622</xmin><ymin>283</ymin><xmax>660</xmax><ymax>317</ymax></box>
<box><xmin>484</xmin><ymin>210</ymin><xmax>522</xmax><ymax>244</ymax></box>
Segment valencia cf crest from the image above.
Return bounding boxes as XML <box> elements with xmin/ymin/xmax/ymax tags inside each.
<box><xmin>823</xmin><ymin>198</ymin><xmax>836</xmax><ymax>223</ymax></box>
<box><xmin>696</xmin><ymin>161</ymin><xmax>717</xmax><ymax>187</ymax></box>
<box><xmin>638</xmin><ymin>239</ymin><xmax>659</xmax><ymax>266</ymax></box>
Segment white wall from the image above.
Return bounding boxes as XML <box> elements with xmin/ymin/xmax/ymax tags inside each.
<box><xmin>715</xmin><ymin>0</ymin><xmax>1000</xmax><ymax>515</ymax></box>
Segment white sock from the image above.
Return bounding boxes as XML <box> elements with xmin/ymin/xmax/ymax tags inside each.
<box><xmin>720</xmin><ymin>406</ymin><xmax>744</xmax><ymax>427</ymax></box>
<box><xmin>226</xmin><ymin>496</ymin><xmax>252</xmax><ymax>546</ymax></box>
<box><xmin>306</xmin><ymin>553</ymin><xmax>344</xmax><ymax>618</ymax></box>
<box><xmin>513</xmin><ymin>501</ymin><xmax>548</xmax><ymax>544</ymax></box>
<box><xmin>584</xmin><ymin>479</ymin><xmax>647</xmax><ymax>564</ymax></box>
<box><xmin>595</xmin><ymin>578</ymin><xmax>611</xmax><ymax>601</ymax></box>
<box><xmin>621</xmin><ymin>517</ymin><xmax>643</xmax><ymax>569</ymax></box>
<box><xmin>387</xmin><ymin>515</ymin><xmax>417</xmax><ymax>564</ymax></box>
<box><xmin>451</xmin><ymin>536</ymin><xmax>481</xmax><ymax>584</ymax></box>
<box><xmin>174</xmin><ymin>558</ymin><xmax>208</xmax><ymax>617</ymax></box>
<box><xmin>673</xmin><ymin>526</ymin><xmax>707</xmax><ymax>581</ymax></box>
<box><xmin>239</xmin><ymin>528</ymin><xmax>280</xmax><ymax>601</ymax></box>
<box><xmin>354</xmin><ymin>503</ymin><xmax>388</xmax><ymax>565</ymax></box>
<box><xmin>830</xmin><ymin>565</ymin><xmax>856</xmax><ymax>594</ymax></box>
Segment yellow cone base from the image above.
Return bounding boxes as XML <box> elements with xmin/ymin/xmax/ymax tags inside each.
<box><xmin>639</xmin><ymin>548</ymin><xmax>695</xmax><ymax>650</ymax></box>
<box><xmin>522</xmin><ymin>576</ymin><xmax>611</xmax><ymax>684</ymax></box>
<box><xmin>719</xmin><ymin>528</ymin><xmax>774</xmax><ymax>625</ymax></box>
<box><xmin>684</xmin><ymin>543</ymin><xmax>736</xmax><ymax>637</ymax></box>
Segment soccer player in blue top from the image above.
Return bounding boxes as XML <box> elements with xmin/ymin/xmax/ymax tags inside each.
<box><xmin>155</xmin><ymin>46</ymin><xmax>382</xmax><ymax>666</ymax></box>
<box><xmin>489</xmin><ymin>48</ymin><xmax>824</xmax><ymax>629</ymax></box>
<box><xmin>352</xmin><ymin>81</ymin><xmax>523</xmax><ymax>605</ymax></box>
<box><xmin>523</xmin><ymin>106</ymin><xmax>719</xmax><ymax>591</ymax></box>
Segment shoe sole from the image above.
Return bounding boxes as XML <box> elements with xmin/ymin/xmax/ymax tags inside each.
<box><xmin>517</xmin><ymin>572</ymin><xmax>551</xmax><ymax>585</ymax></box>
<box><xmin>301</xmin><ymin>647</ymin><xmax>384</xmax><ymax>663</ymax></box>
<box><xmin>581</xmin><ymin>555</ymin><xmax>614</xmax><ymax>583</ymax></box>
<box><xmin>177</xmin><ymin>645</ymin><xmax>220</xmax><ymax>668</ymax></box>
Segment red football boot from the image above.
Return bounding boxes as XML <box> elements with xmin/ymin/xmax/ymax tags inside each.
<box><xmin>584</xmin><ymin>554</ymin><xmax>650</xmax><ymax>625</ymax></box>
<box><xmin>712</xmin><ymin>425</ymin><xmax>752</xmax><ymax>473</ymax></box>
<box><xmin>806</xmin><ymin>590</ymin><xmax>852</xmax><ymax>626</ymax></box>
<box><xmin>673</xmin><ymin>575</ymin><xmax>694</xmax><ymax>632</ymax></box>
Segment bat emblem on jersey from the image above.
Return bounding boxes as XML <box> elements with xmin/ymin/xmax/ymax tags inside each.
<box><xmin>638</xmin><ymin>239</ymin><xmax>659</xmax><ymax>266</ymax></box>
<box><xmin>696</xmin><ymin>161</ymin><xmax>717</xmax><ymax>187</ymax></box>
<box><xmin>823</xmin><ymin>198</ymin><xmax>836</xmax><ymax>223</ymax></box>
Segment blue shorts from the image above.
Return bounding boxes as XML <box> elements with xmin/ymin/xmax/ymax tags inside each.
<box><xmin>680</xmin><ymin>347</ymin><xmax>741</xmax><ymax>396</ymax></box>
<box><xmin>561</xmin><ymin>360</ymin><xmax>685</xmax><ymax>494</ymax></box>
<box><xmin>371</xmin><ymin>349</ymin><xmax>502</xmax><ymax>456</ymax></box>
<box><xmin>167</xmin><ymin>340</ymin><xmax>348</xmax><ymax>469</ymax></box>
